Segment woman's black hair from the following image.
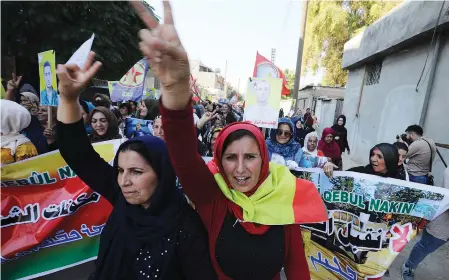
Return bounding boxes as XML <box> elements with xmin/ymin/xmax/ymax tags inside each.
<box><xmin>118</xmin><ymin>141</ymin><xmax>153</xmax><ymax>167</ymax></box>
<box><xmin>93</xmin><ymin>93</ymin><xmax>112</xmax><ymax>108</ymax></box>
<box><xmin>222</xmin><ymin>129</ymin><xmax>257</xmax><ymax>156</ymax></box>
<box><xmin>405</xmin><ymin>125</ymin><xmax>423</xmax><ymax>136</ymax></box>
<box><xmin>393</xmin><ymin>142</ymin><xmax>409</xmax><ymax>152</ymax></box>
<box><xmin>143</xmin><ymin>99</ymin><xmax>160</xmax><ymax>120</ymax></box>
<box><xmin>119</xmin><ymin>102</ymin><xmax>132</xmax><ymax>113</ymax></box>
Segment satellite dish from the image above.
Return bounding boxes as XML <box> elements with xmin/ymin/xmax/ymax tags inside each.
<box><xmin>215</xmin><ymin>68</ymin><xmax>221</xmax><ymax>74</ymax></box>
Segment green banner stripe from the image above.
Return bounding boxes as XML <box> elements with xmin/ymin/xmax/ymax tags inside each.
<box><xmin>2</xmin><ymin>236</ymin><xmax>100</xmax><ymax>280</ymax></box>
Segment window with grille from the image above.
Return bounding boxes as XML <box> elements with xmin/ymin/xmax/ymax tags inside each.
<box><xmin>365</xmin><ymin>62</ymin><xmax>382</xmax><ymax>86</ymax></box>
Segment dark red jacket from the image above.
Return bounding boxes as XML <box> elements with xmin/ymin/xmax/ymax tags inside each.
<box><xmin>161</xmin><ymin>102</ymin><xmax>311</xmax><ymax>280</ymax></box>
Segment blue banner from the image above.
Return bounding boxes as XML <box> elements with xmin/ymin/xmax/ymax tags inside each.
<box><xmin>110</xmin><ymin>59</ymin><xmax>148</xmax><ymax>102</ymax></box>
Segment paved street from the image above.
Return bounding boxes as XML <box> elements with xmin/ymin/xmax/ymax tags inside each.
<box><xmin>42</xmin><ymin>237</ymin><xmax>449</xmax><ymax>280</ymax></box>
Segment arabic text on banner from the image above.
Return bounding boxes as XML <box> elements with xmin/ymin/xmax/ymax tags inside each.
<box><xmin>2</xmin><ymin>142</ymin><xmax>449</xmax><ymax>280</ymax></box>
<box><xmin>1</xmin><ymin>141</ymin><xmax>120</xmax><ymax>280</ymax></box>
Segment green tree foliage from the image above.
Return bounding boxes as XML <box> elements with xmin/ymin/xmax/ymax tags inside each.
<box><xmin>1</xmin><ymin>1</ymin><xmax>157</xmax><ymax>87</ymax></box>
<box><xmin>303</xmin><ymin>1</ymin><xmax>399</xmax><ymax>86</ymax></box>
<box><xmin>284</xmin><ymin>69</ymin><xmax>295</xmax><ymax>92</ymax></box>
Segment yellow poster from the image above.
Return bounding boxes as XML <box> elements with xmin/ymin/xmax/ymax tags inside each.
<box><xmin>108</xmin><ymin>81</ymin><xmax>119</xmax><ymax>95</ymax></box>
<box><xmin>1</xmin><ymin>78</ymin><xmax>6</xmax><ymax>99</ymax></box>
<box><xmin>243</xmin><ymin>77</ymin><xmax>282</xmax><ymax>128</ymax></box>
<box><xmin>38</xmin><ymin>50</ymin><xmax>58</xmax><ymax>107</ymax></box>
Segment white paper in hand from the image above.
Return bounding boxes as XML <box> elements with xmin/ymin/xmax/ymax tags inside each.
<box><xmin>66</xmin><ymin>34</ymin><xmax>95</xmax><ymax>69</ymax></box>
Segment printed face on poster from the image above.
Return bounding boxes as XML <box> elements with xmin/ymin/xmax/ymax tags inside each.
<box><xmin>38</xmin><ymin>50</ymin><xmax>58</xmax><ymax>107</ymax></box>
<box><xmin>125</xmin><ymin>118</ymin><xmax>153</xmax><ymax>138</ymax></box>
<box><xmin>243</xmin><ymin>77</ymin><xmax>282</xmax><ymax>128</ymax></box>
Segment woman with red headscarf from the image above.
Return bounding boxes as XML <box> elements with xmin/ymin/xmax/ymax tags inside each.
<box><xmin>318</xmin><ymin>127</ymin><xmax>342</xmax><ymax>169</ymax></box>
<box><xmin>133</xmin><ymin>2</ymin><xmax>328</xmax><ymax>279</ymax></box>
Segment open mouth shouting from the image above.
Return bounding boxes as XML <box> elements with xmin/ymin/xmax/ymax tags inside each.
<box><xmin>234</xmin><ymin>176</ymin><xmax>250</xmax><ymax>185</ymax></box>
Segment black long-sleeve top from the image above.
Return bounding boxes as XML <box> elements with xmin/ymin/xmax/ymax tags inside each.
<box><xmin>57</xmin><ymin>119</ymin><xmax>216</xmax><ymax>280</ymax></box>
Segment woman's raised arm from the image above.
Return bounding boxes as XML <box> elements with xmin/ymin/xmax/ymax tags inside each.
<box><xmin>133</xmin><ymin>1</ymin><xmax>221</xmax><ymax>205</ymax></box>
<box><xmin>56</xmin><ymin>53</ymin><xmax>119</xmax><ymax>204</ymax></box>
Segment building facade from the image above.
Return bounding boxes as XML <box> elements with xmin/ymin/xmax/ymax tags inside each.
<box><xmin>342</xmin><ymin>1</ymin><xmax>449</xmax><ymax>185</ymax></box>
<box><xmin>297</xmin><ymin>85</ymin><xmax>345</xmax><ymax>136</ymax></box>
<box><xmin>189</xmin><ymin>60</ymin><xmax>225</xmax><ymax>101</ymax></box>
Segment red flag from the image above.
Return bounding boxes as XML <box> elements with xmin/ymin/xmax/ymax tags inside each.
<box><xmin>189</xmin><ymin>74</ymin><xmax>202</xmax><ymax>102</ymax></box>
<box><xmin>253</xmin><ymin>52</ymin><xmax>290</xmax><ymax>96</ymax></box>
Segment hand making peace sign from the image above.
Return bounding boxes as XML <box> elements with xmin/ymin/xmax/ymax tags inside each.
<box><xmin>6</xmin><ymin>73</ymin><xmax>23</xmax><ymax>92</ymax></box>
<box><xmin>132</xmin><ymin>1</ymin><xmax>191</xmax><ymax>110</ymax></box>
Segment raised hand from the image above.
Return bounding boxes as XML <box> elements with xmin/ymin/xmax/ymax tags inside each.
<box><xmin>132</xmin><ymin>1</ymin><xmax>190</xmax><ymax>109</ymax></box>
<box><xmin>202</xmin><ymin>110</ymin><xmax>218</xmax><ymax>122</ymax></box>
<box><xmin>43</xmin><ymin>128</ymin><xmax>56</xmax><ymax>144</ymax></box>
<box><xmin>197</xmin><ymin>110</ymin><xmax>218</xmax><ymax>129</ymax></box>
<box><xmin>56</xmin><ymin>51</ymin><xmax>102</xmax><ymax>101</ymax></box>
<box><xmin>323</xmin><ymin>162</ymin><xmax>338</xmax><ymax>178</ymax></box>
<box><xmin>6</xmin><ymin>73</ymin><xmax>23</xmax><ymax>91</ymax></box>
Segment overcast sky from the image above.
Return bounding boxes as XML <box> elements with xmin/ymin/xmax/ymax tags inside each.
<box><xmin>145</xmin><ymin>0</ymin><xmax>322</xmax><ymax>92</ymax></box>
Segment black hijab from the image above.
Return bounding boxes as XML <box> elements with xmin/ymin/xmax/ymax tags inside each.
<box><xmin>294</xmin><ymin>119</ymin><xmax>310</xmax><ymax>146</ymax></box>
<box><xmin>349</xmin><ymin>143</ymin><xmax>404</xmax><ymax>180</ymax></box>
<box><xmin>93</xmin><ymin>135</ymin><xmax>186</xmax><ymax>280</ymax></box>
<box><xmin>331</xmin><ymin>115</ymin><xmax>347</xmax><ymax>133</ymax></box>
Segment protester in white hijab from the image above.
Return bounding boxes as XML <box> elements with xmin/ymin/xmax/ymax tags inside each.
<box><xmin>302</xmin><ymin>131</ymin><xmax>321</xmax><ymax>156</ymax></box>
<box><xmin>299</xmin><ymin>132</ymin><xmax>337</xmax><ymax>177</ymax></box>
<box><xmin>1</xmin><ymin>100</ymin><xmax>37</xmax><ymax>164</ymax></box>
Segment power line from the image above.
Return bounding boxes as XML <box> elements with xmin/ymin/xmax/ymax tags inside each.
<box><xmin>415</xmin><ymin>1</ymin><xmax>445</xmax><ymax>92</ymax></box>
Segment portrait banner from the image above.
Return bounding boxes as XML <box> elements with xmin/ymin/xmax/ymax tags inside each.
<box><xmin>253</xmin><ymin>51</ymin><xmax>290</xmax><ymax>96</ymax></box>
<box><xmin>243</xmin><ymin>77</ymin><xmax>282</xmax><ymax>128</ymax></box>
<box><xmin>0</xmin><ymin>140</ymin><xmax>122</xmax><ymax>280</ymax></box>
<box><xmin>38</xmin><ymin>50</ymin><xmax>58</xmax><ymax>107</ymax></box>
<box><xmin>291</xmin><ymin>168</ymin><xmax>449</xmax><ymax>280</ymax></box>
<box><xmin>124</xmin><ymin>117</ymin><xmax>153</xmax><ymax>139</ymax></box>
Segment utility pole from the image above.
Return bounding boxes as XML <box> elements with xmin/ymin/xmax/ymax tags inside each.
<box><xmin>237</xmin><ymin>77</ymin><xmax>240</xmax><ymax>94</ymax></box>
<box><xmin>293</xmin><ymin>0</ymin><xmax>308</xmax><ymax>112</ymax></box>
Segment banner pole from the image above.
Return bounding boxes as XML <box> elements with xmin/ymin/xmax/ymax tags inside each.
<box><xmin>47</xmin><ymin>106</ymin><xmax>52</xmax><ymax>129</ymax></box>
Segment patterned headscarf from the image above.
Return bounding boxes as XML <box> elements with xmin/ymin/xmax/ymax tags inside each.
<box><xmin>266</xmin><ymin>118</ymin><xmax>301</xmax><ymax>160</ymax></box>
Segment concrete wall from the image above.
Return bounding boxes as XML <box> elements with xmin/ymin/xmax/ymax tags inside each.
<box><xmin>343</xmin><ymin>1</ymin><xmax>449</xmax><ymax>69</ymax></box>
<box><xmin>422</xmin><ymin>35</ymin><xmax>449</xmax><ymax>186</ymax></box>
<box><xmin>343</xmin><ymin>45</ymin><xmax>431</xmax><ymax>161</ymax></box>
<box><xmin>343</xmin><ymin>35</ymin><xmax>448</xmax><ymax>185</ymax></box>
<box><xmin>298</xmin><ymin>89</ymin><xmax>313</xmax><ymax>110</ymax></box>
<box><xmin>315</xmin><ymin>99</ymin><xmax>338</xmax><ymax>137</ymax></box>
<box><xmin>298</xmin><ymin>87</ymin><xmax>345</xmax><ymax>114</ymax></box>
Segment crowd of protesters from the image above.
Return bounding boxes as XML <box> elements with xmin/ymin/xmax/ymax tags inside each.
<box><xmin>1</xmin><ymin>65</ymin><xmax>446</xmax><ymax>280</ymax></box>
<box><xmin>0</xmin><ymin>1</ymin><xmax>447</xmax><ymax>279</ymax></box>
